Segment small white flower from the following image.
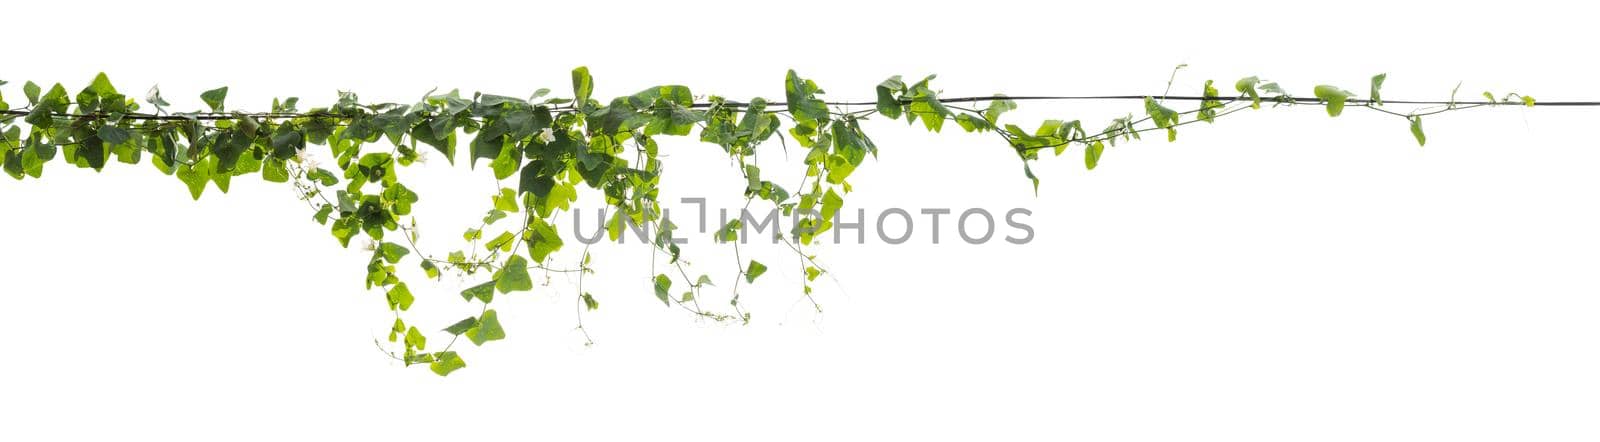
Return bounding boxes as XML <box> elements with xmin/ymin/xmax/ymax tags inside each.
<box><xmin>145</xmin><ymin>84</ymin><xmax>168</xmax><ymax>107</ymax></box>
<box><xmin>538</xmin><ymin>127</ymin><xmax>556</xmax><ymax>144</ymax></box>
<box><xmin>415</xmin><ymin>149</ymin><xmax>430</xmax><ymax>165</ymax></box>
<box><xmin>361</xmin><ymin>239</ymin><xmax>377</xmax><ymax>252</ymax></box>
<box><xmin>296</xmin><ymin>148</ymin><xmax>319</xmax><ymax>170</ymax></box>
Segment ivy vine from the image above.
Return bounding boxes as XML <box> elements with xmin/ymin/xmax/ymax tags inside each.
<box><xmin>0</xmin><ymin>67</ymin><xmax>1549</xmax><ymax>375</ymax></box>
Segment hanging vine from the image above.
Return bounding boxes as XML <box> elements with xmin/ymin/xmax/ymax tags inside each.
<box><xmin>0</xmin><ymin>67</ymin><xmax>1554</xmax><ymax>375</ymax></box>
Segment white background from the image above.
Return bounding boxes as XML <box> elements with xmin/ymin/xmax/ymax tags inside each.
<box><xmin>3</xmin><ymin>1</ymin><xmax>1599</xmax><ymax>440</ymax></box>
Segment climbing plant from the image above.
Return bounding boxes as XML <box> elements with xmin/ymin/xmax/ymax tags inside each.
<box><xmin>0</xmin><ymin>67</ymin><xmax>1545</xmax><ymax>375</ymax></box>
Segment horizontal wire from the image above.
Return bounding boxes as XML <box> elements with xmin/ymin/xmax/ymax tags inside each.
<box><xmin>708</xmin><ymin>95</ymin><xmax>1600</xmax><ymax>108</ymax></box>
<box><xmin>1</xmin><ymin>94</ymin><xmax>1592</xmax><ymax>123</ymax></box>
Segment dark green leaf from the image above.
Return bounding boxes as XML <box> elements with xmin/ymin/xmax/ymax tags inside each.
<box><xmin>96</xmin><ymin>126</ymin><xmax>129</xmax><ymax>146</ymax></box>
<box><xmin>200</xmin><ymin>86</ymin><xmax>228</xmax><ymax>112</ymax></box>
<box><xmin>875</xmin><ymin>76</ymin><xmax>904</xmax><ymax>119</ymax></box>
<box><xmin>443</xmin><ymin>317</ymin><xmax>479</xmax><ymax>335</ymax></box>
<box><xmin>461</xmin><ymin>280</ymin><xmax>495</xmax><ymax>303</ymax></box>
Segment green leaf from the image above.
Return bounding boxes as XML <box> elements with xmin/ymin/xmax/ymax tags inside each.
<box><xmin>519</xmin><ymin>165</ymin><xmax>555</xmax><ymax>200</ymax></box>
<box><xmin>200</xmin><ymin>86</ymin><xmax>229</xmax><ymax>112</ymax></box>
<box><xmin>460</xmin><ymin>280</ymin><xmax>495</xmax><ymax>303</ymax></box>
<box><xmin>96</xmin><ymin>125</ymin><xmax>130</xmax><ymax>146</ymax></box>
<box><xmin>954</xmin><ymin>114</ymin><xmax>992</xmax><ymax>132</ymax></box>
<box><xmin>1085</xmin><ymin>141</ymin><xmax>1105</xmax><ymax>170</ymax></box>
<box><xmin>984</xmin><ymin>96</ymin><xmax>1017</xmax><ymax>123</ymax></box>
<box><xmin>262</xmin><ymin>157</ymin><xmax>289</xmax><ymax>183</ymax></box>
<box><xmin>389</xmin><ymin>318</ymin><xmax>405</xmax><ymax>342</ymax></box>
<box><xmin>22</xmin><ymin>81</ymin><xmax>40</xmax><ymax>105</ymax></box>
<box><xmin>908</xmin><ymin>96</ymin><xmax>950</xmax><ymax>132</ymax></box>
<box><xmin>331</xmin><ymin>217</ymin><xmax>359</xmax><ymax>248</ymax></box>
<box><xmin>582</xmin><ymin>292</ymin><xmax>600</xmax><ymax>311</ymax></box>
<box><xmin>1235</xmin><ymin>76</ymin><xmax>1261</xmax><ymax>109</ymax></box>
<box><xmin>1142</xmin><ymin>97</ymin><xmax>1179</xmax><ymax>128</ymax></box>
<box><xmin>466</xmin><ymin>309</ymin><xmax>506</xmax><ymax>346</ymax></box>
<box><xmin>653</xmin><ymin>274</ymin><xmax>672</xmax><ymax>306</ymax></box>
<box><xmin>25</xmin><ymin>105</ymin><xmax>54</xmax><ymax>129</ymax></box>
<box><xmin>429</xmin><ymin>351</ymin><xmax>466</xmax><ymax>376</ymax></box>
<box><xmin>875</xmin><ymin>76</ymin><xmax>904</xmax><ymax>119</ymax></box>
<box><xmin>495</xmin><ymin>254</ymin><xmax>532</xmax><ymax>293</ymax></box>
<box><xmin>2</xmin><ymin>150</ymin><xmax>21</xmax><ymax>180</ymax></box>
<box><xmin>404</xmin><ymin>326</ymin><xmax>426</xmax><ymax>350</ymax></box>
<box><xmin>1369</xmin><ymin>73</ymin><xmax>1387</xmax><ymax>106</ymax></box>
<box><xmin>607</xmin><ymin>211</ymin><xmax>625</xmax><ymax>241</ymax></box>
<box><xmin>87</xmin><ymin>72</ymin><xmax>117</xmax><ymax>96</ymax></box>
<box><xmin>306</xmin><ymin>167</ymin><xmax>339</xmax><ymax>186</ymax></box>
<box><xmin>492</xmin><ymin>187</ymin><xmax>520</xmax><ymax>212</ymax></box>
<box><xmin>744</xmin><ymin>260</ymin><xmax>768</xmax><ymax>284</ymax></box>
<box><xmin>378</xmin><ymin>242</ymin><xmax>410</xmax><ymax>263</ymax></box>
<box><xmin>76</xmin><ymin>137</ymin><xmax>108</xmax><ymax>170</ymax></box>
<box><xmin>386</xmin><ymin>283</ymin><xmax>414</xmax><ymax>311</ymax></box>
<box><xmin>489</xmin><ymin>142</ymin><xmax>522</xmax><ymax>179</ymax></box>
<box><xmin>270</xmin><ymin>124</ymin><xmax>305</xmax><ymax>158</ymax></box>
<box><xmin>176</xmin><ymin>161</ymin><xmax>210</xmax><ymax>200</ymax></box>
<box><xmin>524</xmin><ymin>217</ymin><xmax>563</xmax><ymax>262</ymax></box>
<box><xmin>312</xmin><ymin>205</ymin><xmax>333</xmax><ymax>224</ymax></box>
<box><xmin>1312</xmin><ymin>85</ymin><xmax>1354</xmax><ymax>117</ymax></box>
<box><xmin>485</xmin><ymin>231</ymin><xmax>515</xmax><ymax>252</ymax></box>
<box><xmin>572</xmin><ymin>66</ymin><xmax>593</xmax><ymax>108</ymax></box>
<box><xmin>715</xmin><ymin>219</ymin><xmax>741</xmax><ymax>242</ymax></box>
<box><xmin>443</xmin><ymin>317</ymin><xmax>479</xmax><ymax>335</ymax></box>
<box><xmin>820</xmin><ymin>188</ymin><xmax>844</xmax><ymax>221</ymax></box>
<box><xmin>1409</xmin><ymin>116</ymin><xmax>1426</xmax><ymax>147</ymax></box>
<box><xmin>785</xmin><ymin>70</ymin><xmax>830</xmax><ymax>123</ymax></box>
<box><xmin>483</xmin><ymin>210</ymin><xmax>508</xmax><ymax>225</ymax></box>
